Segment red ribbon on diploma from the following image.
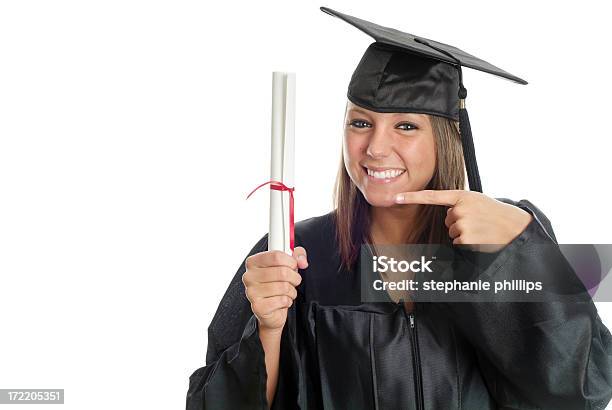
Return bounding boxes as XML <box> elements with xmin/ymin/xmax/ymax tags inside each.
<box><xmin>246</xmin><ymin>180</ymin><xmax>295</xmax><ymax>252</ymax></box>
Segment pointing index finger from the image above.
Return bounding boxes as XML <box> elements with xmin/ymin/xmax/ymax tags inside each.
<box><xmin>395</xmin><ymin>190</ymin><xmax>465</xmax><ymax>206</ymax></box>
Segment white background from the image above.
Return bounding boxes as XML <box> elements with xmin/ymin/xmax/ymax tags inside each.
<box><xmin>1</xmin><ymin>1</ymin><xmax>611</xmax><ymax>409</ymax></box>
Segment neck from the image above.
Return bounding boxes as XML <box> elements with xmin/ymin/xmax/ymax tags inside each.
<box><xmin>369</xmin><ymin>204</ymin><xmax>422</xmax><ymax>244</ymax></box>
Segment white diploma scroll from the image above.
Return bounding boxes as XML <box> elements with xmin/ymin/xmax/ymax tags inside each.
<box><xmin>269</xmin><ymin>72</ymin><xmax>296</xmax><ymax>255</ymax></box>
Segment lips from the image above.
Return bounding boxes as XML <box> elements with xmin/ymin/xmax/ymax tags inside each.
<box><xmin>362</xmin><ymin>165</ymin><xmax>406</xmax><ymax>182</ymax></box>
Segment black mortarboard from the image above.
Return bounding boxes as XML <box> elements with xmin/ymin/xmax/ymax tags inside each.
<box><xmin>320</xmin><ymin>6</ymin><xmax>527</xmax><ymax>193</ymax></box>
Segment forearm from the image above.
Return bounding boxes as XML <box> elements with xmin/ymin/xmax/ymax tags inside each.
<box><xmin>259</xmin><ymin>326</ymin><xmax>283</xmax><ymax>408</ymax></box>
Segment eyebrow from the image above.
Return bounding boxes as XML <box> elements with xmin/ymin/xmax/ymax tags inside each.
<box><xmin>348</xmin><ymin>108</ymin><xmax>422</xmax><ymax>123</ymax></box>
<box><xmin>347</xmin><ymin>108</ymin><xmax>372</xmax><ymax>117</ymax></box>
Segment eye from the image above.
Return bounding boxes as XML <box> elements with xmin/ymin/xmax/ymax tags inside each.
<box><xmin>396</xmin><ymin>122</ymin><xmax>418</xmax><ymax>131</ymax></box>
<box><xmin>347</xmin><ymin>119</ymin><xmax>372</xmax><ymax>129</ymax></box>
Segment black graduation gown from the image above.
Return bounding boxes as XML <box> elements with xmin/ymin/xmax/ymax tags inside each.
<box><xmin>186</xmin><ymin>198</ymin><xmax>612</xmax><ymax>410</ymax></box>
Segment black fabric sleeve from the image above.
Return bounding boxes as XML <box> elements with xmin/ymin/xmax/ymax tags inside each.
<box><xmin>186</xmin><ymin>234</ymin><xmax>271</xmax><ymax>410</ymax></box>
<box><xmin>186</xmin><ymin>315</ymin><xmax>268</xmax><ymax>409</ymax></box>
<box><xmin>441</xmin><ymin>199</ymin><xmax>612</xmax><ymax>409</ymax></box>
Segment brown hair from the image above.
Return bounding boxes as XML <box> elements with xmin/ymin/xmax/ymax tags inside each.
<box><xmin>332</xmin><ymin>113</ymin><xmax>466</xmax><ymax>272</ymax></box>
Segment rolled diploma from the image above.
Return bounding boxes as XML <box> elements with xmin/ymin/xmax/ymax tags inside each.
<box><xmin>269</xmin><ymin>72</ymin><xmax>295</xmax><ymax>255</ymax></box>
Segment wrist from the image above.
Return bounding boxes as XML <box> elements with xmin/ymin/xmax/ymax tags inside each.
<box><xmin>258</xmin><ymin>324</ymin><xmax>284</xmax><ymax>339</ymax></box>
<box><xmin>516</xmin><ymin>208</ymin><xmax>533</xmax><ymax>232</ymax></box>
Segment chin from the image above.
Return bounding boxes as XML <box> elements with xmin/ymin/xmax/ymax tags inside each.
<box><xmin>361</xmin><ymin>181</ymin><xmax>427</xmax><ymax>208</ymax></box>
<box><xmin>362</xmin><ymin>191</ymin><xmax>400</xmax><ymax>208</ymax></box>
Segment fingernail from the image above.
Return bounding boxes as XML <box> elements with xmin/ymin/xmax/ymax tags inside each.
<box><xmin>298</xmin><ymin>255</ymin><xmax>305</xmax><ymax>260</ymax></box>
<box><xmin>395</xmin><ymin>194</ymin><xmax>404</xmax><ymax>203</ymax></box>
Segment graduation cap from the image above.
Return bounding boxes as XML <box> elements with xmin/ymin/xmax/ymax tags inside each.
<box><xmin>320</xmin><ymin>6</ymin><xmax>527</xmax><ymax>193</ymax></box>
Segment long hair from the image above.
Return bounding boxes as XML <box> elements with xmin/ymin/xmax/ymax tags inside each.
<box><xmin>332</xmin><ymin>113</ymin><xmax>466</xmax><ymax>272</ymax></box>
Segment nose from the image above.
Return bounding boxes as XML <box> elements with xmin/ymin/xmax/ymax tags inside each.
<box><xmin>366</xmin><ymin>126</ymin><xmax>392</xmax><ymax>159</ymax></box>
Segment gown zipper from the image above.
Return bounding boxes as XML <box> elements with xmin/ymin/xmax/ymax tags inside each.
<box><xmin>402</xmin><ymin>303</ymin><xmax>425</xmax><ymax>410</ymax></box>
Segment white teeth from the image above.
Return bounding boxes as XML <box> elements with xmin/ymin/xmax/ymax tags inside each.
<box><xmin>366</xmin><ymin>168</ymin><xmax>405</xmax><ymax>179</ymax></box>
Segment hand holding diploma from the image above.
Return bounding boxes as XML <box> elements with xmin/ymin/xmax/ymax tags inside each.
<box><xmin>242</xmin><ymin>248</ymin><xmax>308</xmax><ymax>332</ymax></box>
<box><xmin>394</xmin><ymin>189</ymin><xmax>533</xmax><ymax>252</ymax></box>
<box><xmin>245</xmin><ymin>71</ymin><xmax>305</xmax><ymax>332</ymax></box>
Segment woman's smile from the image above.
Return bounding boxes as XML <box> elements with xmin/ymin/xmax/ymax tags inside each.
<box><xmin>362</xmin><ymin>165</ymin><xmax>407</xmax><ymax>184</ymax></box>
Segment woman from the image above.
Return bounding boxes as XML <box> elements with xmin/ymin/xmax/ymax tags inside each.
<box><xmin>187</xmin><ymin>7</ymin><xmax>612</xmax><ymax>410</ymax></box>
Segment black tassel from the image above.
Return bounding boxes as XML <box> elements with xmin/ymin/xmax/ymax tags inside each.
<box><xmin>458</xmin><ymin>100</ymin><xmax>482</xmax><ymax>193</ymax></box>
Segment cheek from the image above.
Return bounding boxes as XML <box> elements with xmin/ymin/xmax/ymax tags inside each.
<box><xmin>399</xmin><ymin>136</ymin><xmax>436</xmax><ymax>173</ymax></box>
<box><xmin>343</xmin><ymin>133</ymin><xmax>368</xmax><ymax>163</ymax></box>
